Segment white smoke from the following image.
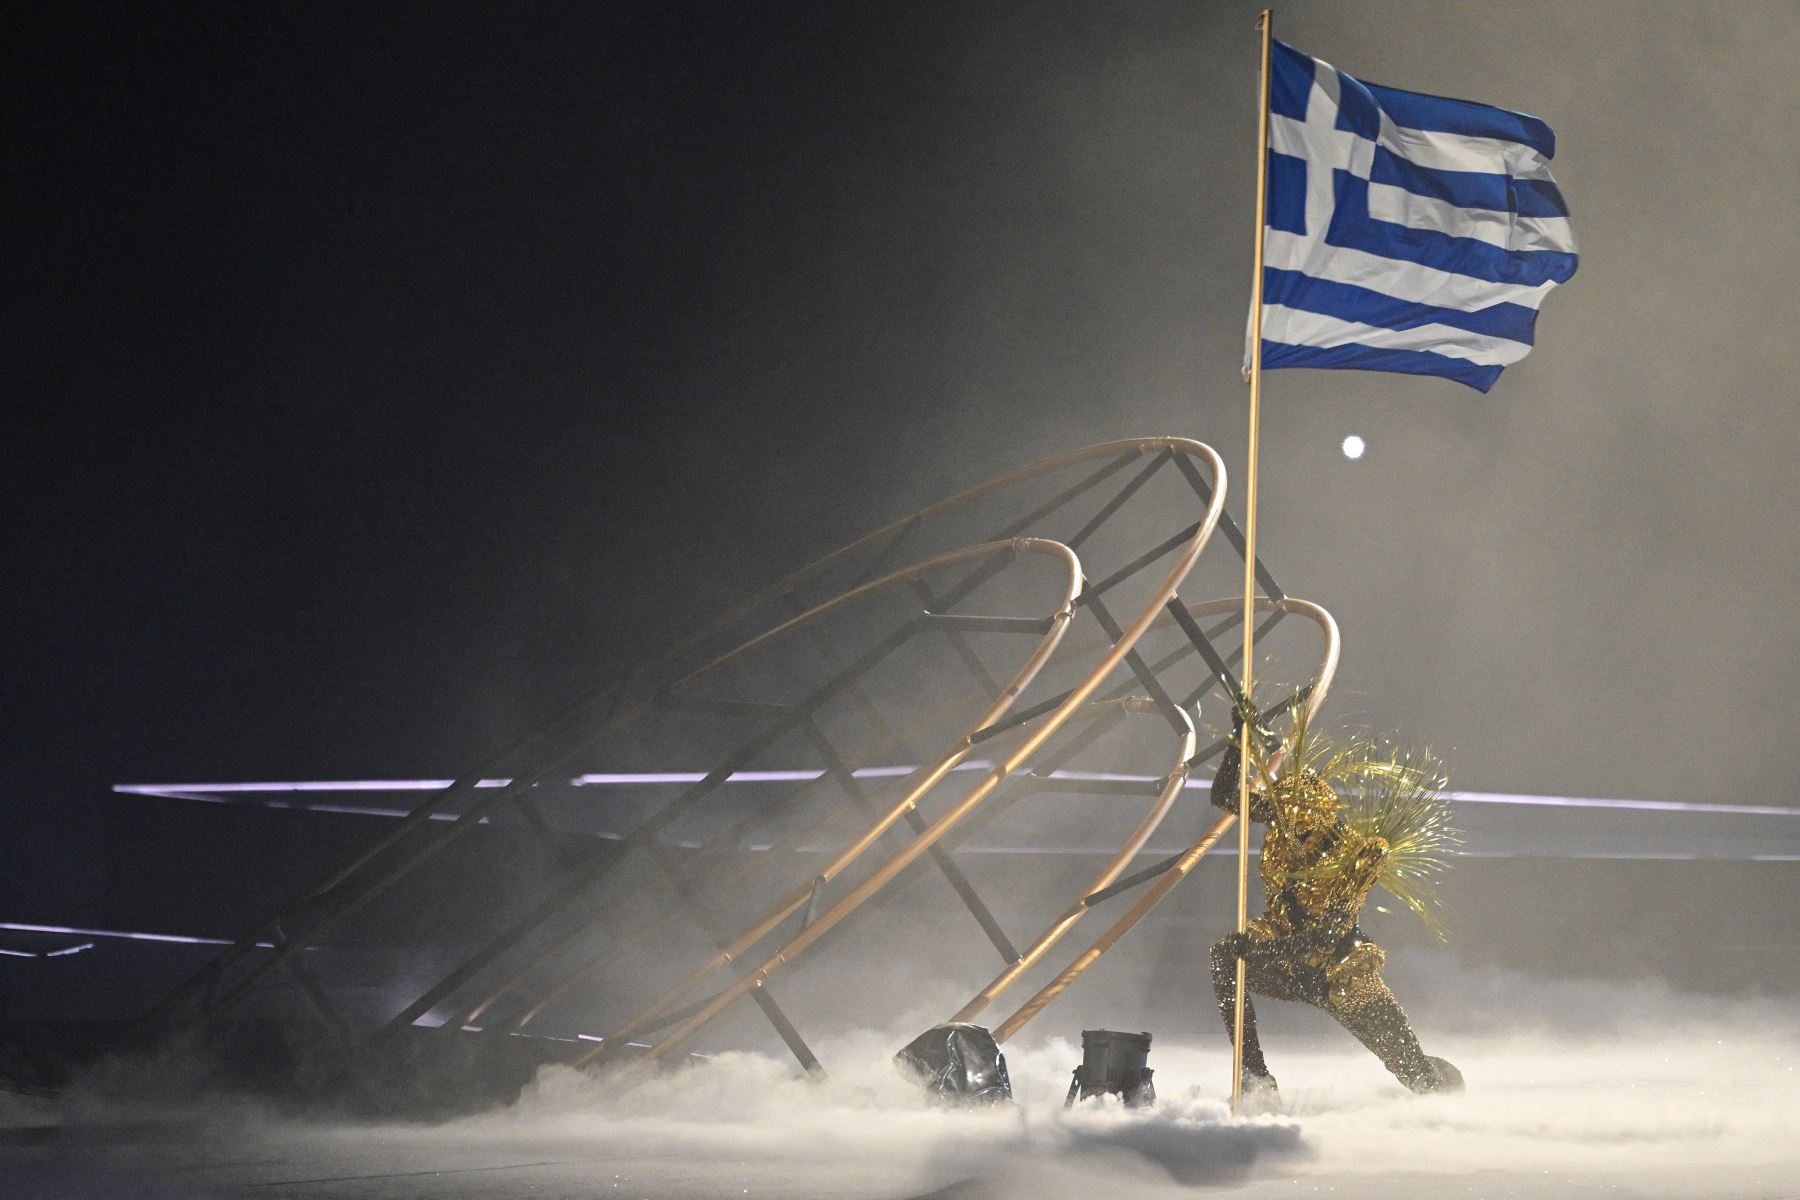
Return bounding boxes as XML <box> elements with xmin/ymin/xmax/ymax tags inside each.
<box><xmin>9</xmin><ymin>969</ymin><xmax>1799</xmax><ymax>1198</ymax></box>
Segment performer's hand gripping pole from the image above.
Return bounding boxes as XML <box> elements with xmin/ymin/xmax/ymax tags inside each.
<box><xmin>1233</xmin><ymin>8</ymin><xmax>1274</xmax><ymax>1117</ymax></box>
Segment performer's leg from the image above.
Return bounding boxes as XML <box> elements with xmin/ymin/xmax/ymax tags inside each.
<box><xmin>1320</xmin><ymin>968</ymin><xmax>1442</xmax><ymax>1093</ymax></box>
<box><xmin>1209</xmin><ymin>935</ymin><xmax>1326</xmax><ymax>1086</ymax></box>
<box><xmin>1209</xmin><ymin>937</ymin><xmax>1273</xmax><ymax>1083</ymax></box>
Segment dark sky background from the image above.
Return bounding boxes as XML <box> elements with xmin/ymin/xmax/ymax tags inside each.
<box><xmin>10</xmin><ymin>1</ymin><xmax>1800</xmax><ymax>830</ymax></box>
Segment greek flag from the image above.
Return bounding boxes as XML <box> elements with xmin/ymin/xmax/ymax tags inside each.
<box><xmin>1253</xmin><ymin>41</ymin><xmax>1577</xmax><ymax>392</ymax></box>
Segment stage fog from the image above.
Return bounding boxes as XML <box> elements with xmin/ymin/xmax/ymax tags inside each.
<box><xmin>8</xmin><ymin>1</ymin><xmax>1800</xmax><ymax>1198</ymax></box>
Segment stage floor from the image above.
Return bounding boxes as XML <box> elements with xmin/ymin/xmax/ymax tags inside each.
<box><xmin>6</xmin><ymin>996</ymin><xmax>1798</xmax><ymax>1200</ymax></box>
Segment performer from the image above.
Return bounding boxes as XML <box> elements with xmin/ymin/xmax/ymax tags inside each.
<box><xmin>1209</xmin><ymin>698</ymin><xmax>1460</xmax><ymax>1097</ymax></box>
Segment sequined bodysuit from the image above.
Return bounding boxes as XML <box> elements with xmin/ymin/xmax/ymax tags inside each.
<box><xmin>1209</xmin><ymin>721</ymin><xmax>1445</xmax><ymax>1094</ymax></box>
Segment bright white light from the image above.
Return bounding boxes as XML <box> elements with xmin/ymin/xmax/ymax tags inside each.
<box><xmin>1341</xmin><ymin>434</ymin><xmax>1366</xmax><ymax>459</ymax></box>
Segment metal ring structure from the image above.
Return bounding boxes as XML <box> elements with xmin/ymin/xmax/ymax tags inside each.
<box><xmin>583</xmin><ymin>456</ymin><xmax>1229</xmax><ymax>1069</ymax></box>
<box><xmin>141</xmin><ymin>437</ymin><xmax>1288</xmax><ymax>1078</ymax></box>
<box><xmin>572</xmin><ymin>690</ymin><xmax>1185</xmax><ymax>1069</ymax></box>
<box><xmin>471</xmin><ymin>689</ymin><xmax>1002</xmax><ymax>1035</ymax></box>
<box><xmin>558</xmin><ymin>539</ymin><xmax>1084</xmax><ymax>1066</ymax></box>
<box><xmin>402</xmin><ymin>535</ymin><xmax>1088</xmax><ymax>1067</ymax></box>
<box><xmin>988</xmin><ymin>594</ymin><xmax>1340</xmax><ymax>1045</ymax></box>
<box><xmin>945</xmin><ymin>695</ymin><xmax>1196</xmax><ymax>1027</ymax></box>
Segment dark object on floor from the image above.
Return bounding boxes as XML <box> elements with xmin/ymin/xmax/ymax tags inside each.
<box><xmin>895</xmin><ymin>1023</ymin><xmax>1012</xmax><ymax>1105</ymax></box>
<box><xmin>1065</xmin><ymin>1028</ymin><xmax>1155</xmax><ymax>1107</ymax></box>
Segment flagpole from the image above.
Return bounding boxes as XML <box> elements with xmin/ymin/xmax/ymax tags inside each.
<box><xmin>1232</xmin><ymin>6</ymin><xmax>1274</xmax><ymax>1119</ymax></box>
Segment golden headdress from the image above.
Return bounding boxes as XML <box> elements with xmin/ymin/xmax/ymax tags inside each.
<box><xmin>1243</xmin><ymin>696</ymin><xmax>1462</xmax><ymax>938</ymax></box>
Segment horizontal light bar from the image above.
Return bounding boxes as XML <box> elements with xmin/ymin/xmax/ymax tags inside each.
<box><xmin>0</xmin><ymin>940</ymin><xmax>99</xmax><ymax>958</ymax></box>
<box><xmin>1438</xmin><ymin>789</ymin><xmax>1800</xmax><ymax>817</ymax></box>
<box><xmin>570</xmin><ymin>762</ymin><xmax>995</xmax><ymax>785</ymax></box>
<box><xmin>113</xmin><ymin>773</ymin><xmax>1800</xmax><ymax>821</ymax></box>
<box><xmin>114</xmin><ymin>779</ymin><xmax>511</xmax><ymax>794</ymax></box>
<box><xmin>0</xmin><ymin>922</ymin><xmax>275</xmax><ymax>949</ymax></box>
<box><xmin>420</xmin><ymin>1014</ymin><xmax>702</xmax><ymax>1056</ymax></box>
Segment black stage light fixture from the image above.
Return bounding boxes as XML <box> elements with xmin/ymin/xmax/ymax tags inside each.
<box><xmin>1064</xmin><ymin>1028</ymin><xmax>1155</xmax><ymax>1108</ymax></box>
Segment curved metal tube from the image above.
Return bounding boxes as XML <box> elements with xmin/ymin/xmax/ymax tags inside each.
<box><xmin>147</xmin><ymin>438</ymin><xmax>1226</xmax><ymax>1038</ymax></box>
<box><xmin>637</xmin><ymin>437</ymin><xmax>1223</xmax><ymax>674</ymax></box>
<box><xmin>598</xmin><ymin>442</ymin><xmax>1230</xmax><ymax>1069</ymax></box>
<box><xmin>390</xmin><ymin>441</ymin><xmax>1235</xmax><ymax>1044</ymax></box>
<box><xmin>947</xmin><ymin>696</ymin><xmax>1195</xmax><ymax>1025</ymax></box>
<box><xmin>472</xmin><ymin>691</ymin><xmax>994</xmax><ymax>1032</ymax></box>
<box><xmin>571</xmin><ymin>537</ymin><xmax>1084</xmax><ymax>1065</ymax></box>
<box><xmin>990</xmin><ymin>593</ymin><xmax>1340</xmax><ymax>1045</ymax></box>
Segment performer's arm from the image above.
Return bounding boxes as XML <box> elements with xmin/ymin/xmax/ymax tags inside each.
<box><xmin>1211</xmin><ymin>696</ymin><xmax>1277</xmax><ymax>822</ymax></box>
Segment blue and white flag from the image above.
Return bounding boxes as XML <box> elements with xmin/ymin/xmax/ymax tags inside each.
<box><xmin>1252</xmin><ymin>41</ymin><xmax>1577</xmax><ymax>392</ymax></box>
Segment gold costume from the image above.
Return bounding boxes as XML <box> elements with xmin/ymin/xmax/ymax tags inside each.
<box><xmin>1209</xmin><ymin>704</ymin><xmax>1458</xmax><ymax>1095</ymax></box>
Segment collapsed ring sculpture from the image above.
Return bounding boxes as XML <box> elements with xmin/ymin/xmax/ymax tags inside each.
<box><xmin>140</xmin><ymin>436</ymin><xmax>1342</xmax><ymax>1082</ymax></box>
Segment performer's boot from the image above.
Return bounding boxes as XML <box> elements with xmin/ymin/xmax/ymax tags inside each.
<box><xmin>1423</xmin><ymin>1055</ymin><xmax>1464</xmax><ymax>1093</ymax></box>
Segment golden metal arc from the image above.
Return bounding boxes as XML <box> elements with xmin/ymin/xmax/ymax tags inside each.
<box><xmin>991</xmin><ymin>594</ymin><xmax>1339</xmax><ymax>1045</ymax></box>
<box><xmin>577</xmin><ymin>441</ymin><xmax>1231</xmax><ymax>1068</ymax></box>
<box><xmin>572</xmin><ymin>539</ymin><xmax>1086</xmax><ymax>1066</ymax></box>
<box><xmin>146</xmin><ymin>434</ymin><xmax>1334</xmax><ymax>1105</ymax></box>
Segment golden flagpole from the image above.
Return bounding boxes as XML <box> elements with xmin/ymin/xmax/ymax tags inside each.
<box><xmin>1232</xmin><ymin>7</ymin><xmax>1274</xmax><ymax>1118</ymax></box>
